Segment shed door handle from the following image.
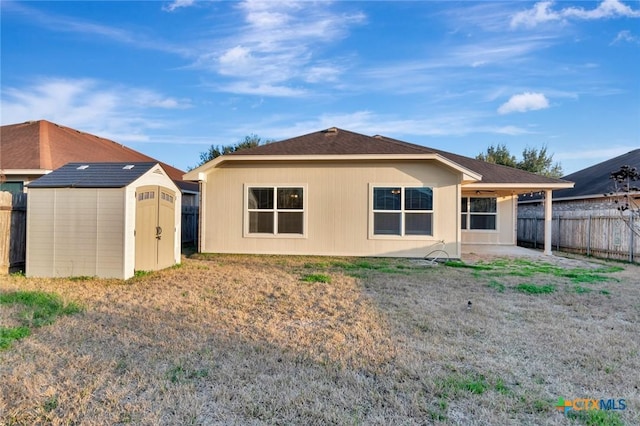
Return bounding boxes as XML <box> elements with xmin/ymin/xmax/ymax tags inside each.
<box><xmin>156</xmin><ymin>226</ymin><xmax>162</xmax><ymax>240</ymax></box>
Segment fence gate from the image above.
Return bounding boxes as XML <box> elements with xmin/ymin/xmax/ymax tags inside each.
<box><xmin>0</xmin><ymin>191</ymin><xmax>27</xmax><ymax>273</ymax></box>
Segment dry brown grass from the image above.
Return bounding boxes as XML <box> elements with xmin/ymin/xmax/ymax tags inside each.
<box><xmin>1</xmin><ymin>253</ymin><xmax>639</xmax><ymax>425</ymax></box>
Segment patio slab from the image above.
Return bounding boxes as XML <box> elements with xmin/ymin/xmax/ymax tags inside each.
<box><xmin>461</xmin><ymin>244</ymin><xmax>609</xmax><ymax>269</ymax></box>
<box><xmin>462</xmin><ymin>244</ymin><xmax>544</xmax><ymax>259</ymax></box>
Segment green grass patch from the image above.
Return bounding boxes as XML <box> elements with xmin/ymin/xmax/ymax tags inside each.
<box><xmin>303</xmin><ymin>262</ymin><xmax>330</xmax><ymax>269</ymax></box>
<box><xmin>68</xmin><ymin>275</ymin><xmax>94</xmax><ymax>281</ymax></box>
<box><xmin>466</xmin><ymin>258</ymin><xmax>622</xmax><ymax>284</ymax></box>
<box><xmin>0</xmin><ymin>291</ymin><xmax>83</xmax><ymax>327</ymax></box>
<box><xmin>166</xmin><ymin>365</ymin><xmax>209</xmax><ymax>383</ymax></box>
<box><xmin>515</xmin><ymin>283</ymin><xmax>555</xmax><ymax>294</ymax></box>
<box><xmin>300</xmin><ymin>273</ymin><xmax>332</xmax><ymax>283</ymax></box>
<box><xmin>573</xmin><ymin>285</ymin><xmax>592</xmax><ymax>294</ymax></box>
<box><xmin>557</xmin><ymin>266</ymin><xmax>622</xmax><ymax>283</ymax></box>
<box><xmin>436</xmin><ymin>373</ymin><xmax>490</xmax><ymax>397</ymax></box>
<box><xmin>133</xmin><ymin>270</ymin><xmax>153</xmax><ymax>278</ymax></box>
<box><xmin>567</xmin><ymin>409</ymin><xmax>624</xmax><ymax>426</ymax></box>
<box><xmin>0</xmin><ymin>326</ymin><xmax>31</xmax><ymax>349</ymax></box>
<box><xmin>43</xmin><ymin>395</ymin><xmax>59</xmax><ymax>412</ymax></box>
<box><xmin>494</xmin><ymin>378</ymin><xmax>511</xmax><ymax>395</ymax></box>
<box><xmin>0</xmin><ymin>291</ymin><xmax>83</xmax><ymax>349</ymax></box>
<box><xmin>488</xmin><ymin>280</ymin><xmax>506</xmax><ymax>293</ymax></box>
<box><xmin>328</xmin><ymin>259</ymin><xmax>415</xmax><ymax>275</ymax></box>
<box><xmin>444</xmin><ymin>260</ymin><xmax>493</xmax><ymax>270</ymax></box>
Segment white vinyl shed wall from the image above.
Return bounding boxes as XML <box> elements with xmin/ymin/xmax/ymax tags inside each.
<box><xmin>26</xmin><ymin>164</ymin><xmax>181</xmax><ymax>279</ymax></box>
<box><xmin>27</xmin><ymin>188</ymin><xmax>127</xmax><ymax>278</ymax></box>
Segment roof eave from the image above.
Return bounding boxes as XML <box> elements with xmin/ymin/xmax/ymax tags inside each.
<box><xmin>463</xmin><ymin>182</ymin><xmax>575</xmax><ymax>194</ymax></box>
<box><xmin>520</xmin><ymin>191</ymin><xmax>640</xmax><ymax>204</ymax></box>
<box><xmin>1</xmin><ymin>168</ymin><xmax>53</xmax><ymax>176</ymax></box>
<box><xmin>183</xmin><ymin>153</ymin><xmax>483</xmax><ymax>182</ymax></box>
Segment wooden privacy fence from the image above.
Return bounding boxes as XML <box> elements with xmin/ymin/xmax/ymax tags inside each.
<box><xmin>181</xmin><ymin>205</ymin><xmax>199</xmax><ymax>247</ymax></box>
<box><xmin>518</xmin><ymin>215</ymin><xmax>638</xmax><ymax>263</ymax></box>
<box><xmin>1</xmin><ymin>191</ymin><xmax>199</xmax><ymax>274</ymax></box>
<box><xmin>0</xmin><ymin>191</ymin><xmax>27</xmax><ymax>273</ymax></box>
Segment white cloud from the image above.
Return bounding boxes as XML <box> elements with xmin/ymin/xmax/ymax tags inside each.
<box><xmin>216</xmin><ymin>82</ymin><xmax>307</xmax><ymax>97</ymax></box>
<box><xmin>0</xmin><ymin>78</ymin><xmax>191</xmax><ymax>143</ymax></box>
<box><xmin>163</xmin><ymin>0</ymin><xmax>196</xmax><ymax>13</ymax></box>
<box><xmin>511</xmin><ymin>0</ymin><xmax>640</xmax><ymax>28</ymax></box>
<box><xmin>563</xmin><ymin>0</ymin><xmax>640</xmax><ymax>20</ymax></box>
<box><xmin>511</xmin><ymin>1</ymin><xmax>561</xmax><ymax>28</ymax></box>
<box><xmin>304</xmin><ymin>65</ymin><xmax>342</xmax><ymax>83</ymax></box>
<box><xmin>493</xmin><ymin>125</ymin><xmax>531</xmax><ymax>135</ymax></box>
<box><xmin>498</xmin><ymin>92</ymin><xmax>550</xmax><ymax>114</ymax></box>
<box><xmin>218</xmin><ymin>46</ymin><xmax>254</xmax><ymax>75</ymax></box>
<box><xmin>193</xmin><ymin>1</ymin><xmax>365</xmax><ymax>96</ymax></box>
<box><xmin>611</xmin><ymin>30</ymin><xmax>640</xmax><ymax>44</ymax></box>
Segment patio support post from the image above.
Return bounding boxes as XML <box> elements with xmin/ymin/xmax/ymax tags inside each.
<box><xmin>544</xmin><ymin>189</ymin><xmax>553</xmax><ymax>255</ymax></box>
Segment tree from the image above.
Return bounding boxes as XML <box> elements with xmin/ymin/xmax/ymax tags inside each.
<box><xmin>194</xmin><ymin>134</ymin><xmax>272</xmax><ymax>168</ymax></box>
<box><xmin>518</xmin><ymin>146</ymin><xmax>563</xmax><ymax>178</ymax></box>
<box><xmin>475</xmin><ymin>144</ymin><xmax>517</xmax><ymax>168</ymax></box>
<box><xmin>607</xmin><ymin>165</ymin><xmax>640</xmax><ymax>238</ymax></box>
<box><xmin>476</xmin><ymin>144</ymin><xmax>563</xmax><ymax>178</ymax></box>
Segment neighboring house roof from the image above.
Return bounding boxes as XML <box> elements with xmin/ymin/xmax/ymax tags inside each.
<box><xmin>27</xmin><ymin>162</ymin><xmax>162</xmax><ymax>188</ymax></box>
<box><xmin>520</xmin><ymin>148</ymin><xmax>640</xmax><ymax>203</ymax></box>
<box><xmin>0</xmin><ymin>120</ymin><xmax>197</xmax><ymax>192</ymax></box>
<box><xmin>186</xmin><ymin>127</ymin><xmax>572</xmax><ymax>190</ymax></box>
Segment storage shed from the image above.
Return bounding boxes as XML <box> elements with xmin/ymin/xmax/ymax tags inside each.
<box><xmin>26</xmin><ymin>162</ymin><xmax>181</xmax><ymax>279</ymax></box>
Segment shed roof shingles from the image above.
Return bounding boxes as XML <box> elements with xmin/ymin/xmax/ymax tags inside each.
<box><xmin>27</xmin><ymin>162</ymin><xmax>158</xmax><ymax>188</ymax></box>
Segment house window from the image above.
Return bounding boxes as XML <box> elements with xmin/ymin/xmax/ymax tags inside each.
<box><xmin>372</xmin><ymin>187</ymin><xmax>433</xmax><ymax>236</ymax></box>
<box><xmin>247</xmin><ymin>186</ymin><xmax>304</xmax><ymax>235</ymax></box>
<box><xmin>461</xmin><ymin>197</ymin><xmax>497</xmax><ymax>230</ymax></box>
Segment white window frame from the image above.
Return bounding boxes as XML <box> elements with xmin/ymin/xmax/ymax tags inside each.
<box><xmin>244</xmin><ymin>184</ymin><xmax>307</xmax><ymax>238</ymax></box>
<box><xmin>369</xmin><ymin>184</ymin><xmax>435</xmax><ymax>240</ymax></box>
<box><xmin>461</xmin><ymin>196</ymin><xmax>498</xmax><ymax>232</ymax></box>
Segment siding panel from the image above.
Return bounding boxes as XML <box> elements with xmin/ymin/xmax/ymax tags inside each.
<box><xmin>203</xmin><ymin>161</ymin><xmax>461</xmax><ymax>257</ymax></box>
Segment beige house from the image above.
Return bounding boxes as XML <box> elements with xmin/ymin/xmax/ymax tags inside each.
<box><xmin>27</xmin><ymin>162</ymin><xmax>181</xmax><ymax>279</ymax></box>
<box><xmin>184</xmin><ymin>128</ymin><xmax>573</xmax><ymax>258</ymax></box>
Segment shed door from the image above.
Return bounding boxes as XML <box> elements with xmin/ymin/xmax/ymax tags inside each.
<box><xmin>135</xmin><ymin>186</ymin><xmax>176</xmax><ymax>271</ymax></box>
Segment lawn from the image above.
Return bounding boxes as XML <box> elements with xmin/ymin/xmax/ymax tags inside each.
<box><xmin>1</xmin><ymin>254</ymin><xmax>638</xmax><ymax>425</ymax></box>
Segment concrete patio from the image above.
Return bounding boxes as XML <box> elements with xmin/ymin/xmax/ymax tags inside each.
<box><xmin>462</xmin><ymin>244</ymin><xmax>545</xmax><ymax>260</ymax></box>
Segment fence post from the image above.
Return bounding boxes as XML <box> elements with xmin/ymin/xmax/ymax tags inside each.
<box><xmin>0</xmin><ymin>192</ymin><xmax>11</xmax><ymax>273</ymax></box>
<box><xmin>587</xmin><ymin>215</ymin><xmax>591</xmax><ymax>257</ymax></box>
<box><xmin>630</xmin><ymin>214</ymin><xmax>635</xmax><ymax>263</ymax></box>
<box><xmin>556</xmin><ymin>216</ymin><xmax>560</xmax><ymax>252</ymax></box>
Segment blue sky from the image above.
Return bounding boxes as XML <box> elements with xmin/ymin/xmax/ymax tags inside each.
<box><xmin>1</xmin><ymin>0</ymin><xmax>639</xmax><ymax>174</ymax></box>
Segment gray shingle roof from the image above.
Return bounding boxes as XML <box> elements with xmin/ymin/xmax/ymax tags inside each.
<box><xmin>230</xmin><ymin>128</ymin><xmax>432</xmax><ymax>156</ymax></box>
<box><xmin>27</xmin><ymin>162</ymin><xmax>158</xmax><ymax>188</ymax></box>
<box><xmin>229</xmin><ymin>128</ymin><xmax>571</xmax><ymax>185</ymax></box>
<box><xmin>521</xmin><ymin>149</ymin><xmax>640</xmax><ymax>201</ymax></box>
